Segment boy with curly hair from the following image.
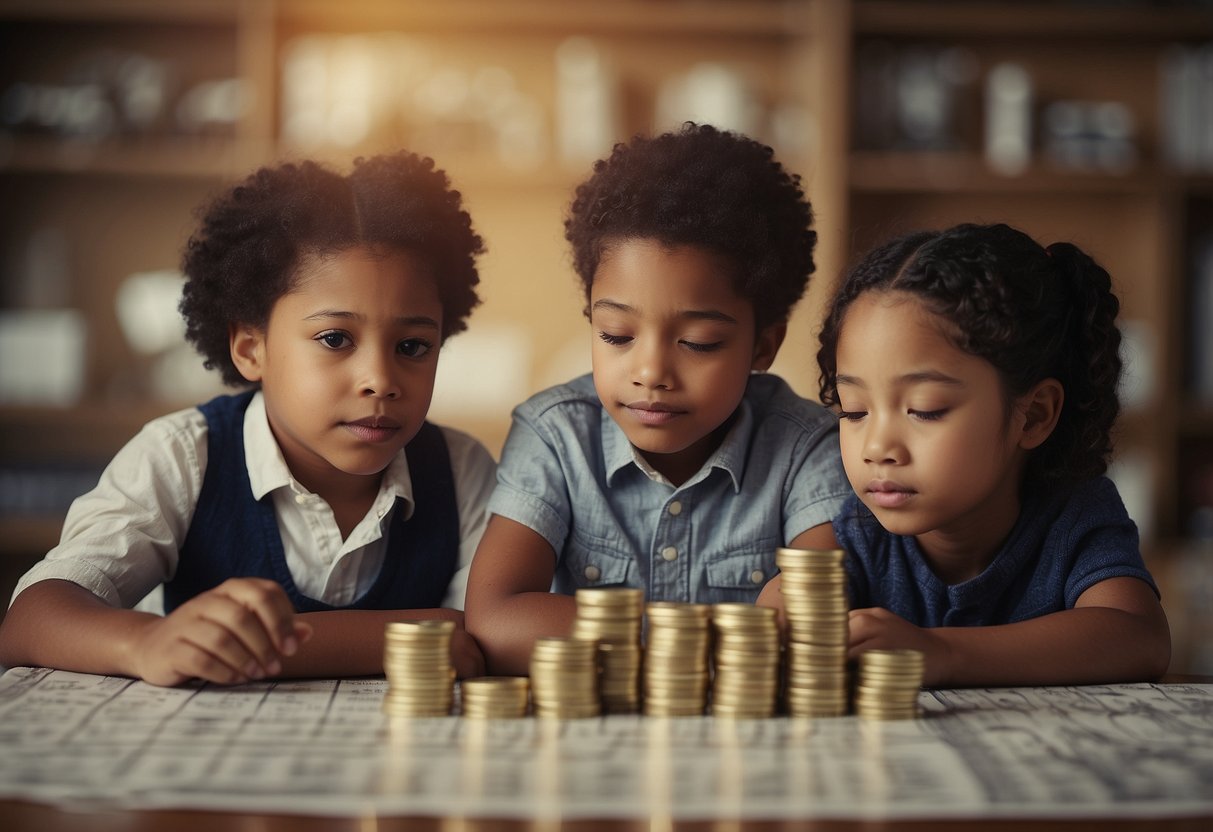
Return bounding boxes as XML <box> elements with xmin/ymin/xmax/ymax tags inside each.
<box><xmin>465</xmin><ymin>123</ymin><xmax>850</xmax><ymax>674</ymax></box>
<box><xmin>0</xmin><ymin>152</ymin><xmax>495</xmax><ymax>684</ymax></box>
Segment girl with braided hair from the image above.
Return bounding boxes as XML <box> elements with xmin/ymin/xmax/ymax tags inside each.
<box><xmin>759</xmin><ymin>222</ymin><xmax>1170</xmax><ymax>686</ymax></box>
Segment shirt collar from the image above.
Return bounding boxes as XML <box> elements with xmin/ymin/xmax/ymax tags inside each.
<box><xmin>242</xmin><ymin>391</ymin><xmax>416</xmax><ymax>517</ymax></box>
<box><xmin>601</xmin><ymin>394</ymin><xmax>754</xmax><ymax>493</ymax></box>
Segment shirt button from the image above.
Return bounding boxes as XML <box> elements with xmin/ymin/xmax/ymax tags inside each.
<box><xmin>584</xmin><ymin>565</ymin><xmax>601</xmax><ymax>582</ymax></box>
<box><xmin>661</xmin><ymin>546</ymin><xmax>678</xmax><ymax>562</ymax></box>
<box><xmin>294</xmin><ymin>493</ymin><xmax>309</xmax><ymax>505</ymax></box>
<box><xmin>667</xmin><ymin>501</ymin><xmax>683</xmax><ymax>516</ymax></box>
<box><xmin>750</xmin><ymin>569</ymin><xmax>765</xmax><ymax>585</ymax></box>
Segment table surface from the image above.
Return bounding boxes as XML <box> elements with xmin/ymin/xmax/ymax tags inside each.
<box><xmin>0</xmin><ymin>671</ymin><xmax>1209</xmax><ymax>832</ymax></box>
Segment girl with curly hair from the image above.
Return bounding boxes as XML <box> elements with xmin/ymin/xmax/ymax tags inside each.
<box><xmin>761</xmin><ymin>222</ymin><xmax>1170</xmax><ymax>686</ymax></box>
<box><xmin>0</xmin><ymin>152</ymin><xmax>494</xmax><ymax>684</ymax></box>
<box><xmin>465</xmin><ymin>124</ymin><xmax>850</xmax><ymax>675</ymax></box>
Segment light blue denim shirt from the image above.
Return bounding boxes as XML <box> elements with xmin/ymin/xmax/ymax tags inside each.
<box><xmin>487</xmin><ymin>373</ymin><xmax>851</xmax><ymax>603</ymax></box>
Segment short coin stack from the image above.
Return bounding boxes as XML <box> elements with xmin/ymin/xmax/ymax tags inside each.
<box><xmin>460</xmin><ymin>676</ymin><xmax>531</xmax><ymax>719</ymax></box>
<box><xmin>529</xmin><ymin>636</ymin><xmax>601</xmax><ymax>719</ymax></box>
<box><xmin>572</xmin><ymin>588</ymin><xmax>644</xmax><ymax>714</ymax></box>
<box><xmin>382</xmin><ymin>620</ymin><xmax>456</xmax><ymax>717</ymax></box>
<box><xmin>709</xmin><ymin>603</ymin><xmax>780</xmax><ymax>718</ymax></box>
<box><xmin>642</xmin><ymin>602</ymin><xmax>712</xmax><ymax>716</ymax></box>
<box><xmin>777</xmin><ymin>547</ymin><xmax>851</xmax><ymax>718</ymax></box>
<box><xmin>854</xmin><ymin>648</ymin><xmax>924</xmax><ymax>720</ymax></box>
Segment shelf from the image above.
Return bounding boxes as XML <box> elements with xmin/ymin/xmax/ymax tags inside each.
<box><xmin>0</xmin><ymin>517</ymin><xmax>64</xmax><ymax>559</ymax></box>
<box><xmin>854</xmin><ymin>1</ymin><xmax>1213</xmax><ymax>40</ymax></box>
<box><xmin>0</xmin><ymin>135</ymin><xmax>595</xmax><ymax>189</ymax></box>
<box><xmin>276</xmin><ymin>0</ymin><xmax>813</xmax><ymax>38</ymax></box>
<box><xmin>0</xmin><ymin>136</ymin><xmax>272</xmax><ymax>179</ymax></box>
<box><xmin>0</xmin><ymin>0</ymin><xmax>244</xmax><ymax>24</ymax></box>
<box><xmin>850</xmin><ymin>152</ymin><xmax>1174</xmax><ymax>196</ymax></box>
<box><xmin>0</xmin><ymin>402</ymin><xmax>183</xmax><ymax>462</ymax></box>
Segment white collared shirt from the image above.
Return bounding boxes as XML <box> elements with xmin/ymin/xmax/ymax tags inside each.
<box><xmin>11</xmin><ymin>392</ymin><xmax>495</xmax><ymax>611</ymax></box>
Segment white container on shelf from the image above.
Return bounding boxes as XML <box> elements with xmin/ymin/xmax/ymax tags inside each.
<box><xmin>0</xmin><ymin>309</ymin><xmax>86</xmax><ymax>406</ymax></box>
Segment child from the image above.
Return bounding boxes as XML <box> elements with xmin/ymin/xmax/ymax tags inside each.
<box><xmin>464</xmin><ymin>123</ymin><xmax>852</xmax><ymax>675</ymax></box>
<box><xmin>0</xmin><ymin>152</ymin><xmax>496</xmax><ymax>685</ymax></box>
<box><xmin>770</xmin><ymin>222</ymin><xmax>1170</xmax><ymax>687</ymax></box>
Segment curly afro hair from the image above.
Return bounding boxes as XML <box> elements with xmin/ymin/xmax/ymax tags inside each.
<box><xmin>818</xmin><ymin>223</ymin><xmax>1123</xmax><ymax>486</ymax></box>
<box><xmin>564</xmin><ymin>123</ymin><xmax>815</xmax><ymax>331</ymax></box>
<box><xmin>179</xmin><ymin>151</ymin><xmax>484</xmax><ymax>387</ymax></box>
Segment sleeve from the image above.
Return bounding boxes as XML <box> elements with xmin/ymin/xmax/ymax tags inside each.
<box><xmin>783</xmin><ymin>417</ymin><xmax>853</xmax><ymax>542</ymax></box>
<box><xmin>832</xmin><ymin>498</ymin><xmax>875</xmax><ymax>610</ymax></box>
<box><xmin>438</xmin><ymin>426</ymin><xmax>497</xmax><ymax>610</ymax></box>
<box><xmin>1060</xmin><ymin>477</ymin><xmax>1159</xmax><ymax>607</ymax></box>
<box><xmin>9</xmin><ymin>409</ymin><xmax>207</xmax><ymax>610</ymax></box>
<box><xmin>485</xmin><ymin>409</ymin><xmax>574</xmax><ymax>557</ymax></box>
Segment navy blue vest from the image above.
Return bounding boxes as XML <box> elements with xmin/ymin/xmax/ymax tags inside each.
<box><xmin>165</xmin><ymin>390</ymin><xmax>460</xmax><ymax>613</ymax></box>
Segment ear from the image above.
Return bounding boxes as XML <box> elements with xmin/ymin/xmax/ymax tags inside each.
<box><xmin>229</xmin><ymin>323</ymin><xmax>267</xmax><ymax>383</ymax></box>
<box><xmin>751</xmin><ymin>321</ymin><xmax>787</xmax><ymax>372</ymax></box>
<box><xmin>1016</xmin><ymin>378</ymin><xmax>1064</xmax><ymax>450</ymax></box>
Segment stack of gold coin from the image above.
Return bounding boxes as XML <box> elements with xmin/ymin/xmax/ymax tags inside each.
<box><xmin>572</xmin><ymin>588</ymin><xmax>644</xmax><ymax>714</ymax></box>
<box><xmin>460</xmin><ymin>676</ymin><xmax>531</xmax><ymax>719</ymax></box>
<box><xmin>854</xmin><ymin>648</ymin><xmax>924</xmax><ymax>720</ymax></box>
<box><xmin>642</xmin><ymin>602</ymin><xmax>712</xmax><ymax>717</ymax></box>
<box><xmin>710</xmin><ymin>603</ymin><xmax>780</xmax><ymax>718</ymax></box>
<box><xmin>382</xmin><ymin>620</ymin><xmax>456</xmax><ymax>717</ymax></box>
<box><xmin>777</xmin><ymin>547</ymin><xmax>851</xmax><ymax>718</ymax></box>
<box><xmin>529</xmin><ymin>636</ymin><xmax>601</xmax><ymax>719</ymax></box>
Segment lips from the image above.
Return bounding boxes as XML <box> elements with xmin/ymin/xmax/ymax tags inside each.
<box><xmin>865</xmin><ymin>479</ymin><xmax>915</xmax><ymax>509</ymax></box>
<box><xmin>342</xmin><ymin>415</ymin><xmax>402</xmax><ymax>443</ymax></box>
<box><xmin>623</xmin><ymin>400</ymin><xmax>684</xmax><ymax>426</ymax></box>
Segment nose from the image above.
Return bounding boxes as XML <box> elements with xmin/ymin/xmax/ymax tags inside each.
<box><xmin>360</xmin><ymin>348</ymin><xmax>402</xmax><ymax>400</ymax></box>
<box><xmin>630</xmin><ymin>339</ymin><xmax>673</xmax><ymax>391</ymax></box>
<box><xmin>862</xmin><ymin>415</ymin><xmax>906</xmax><ymax>466</ymax></box>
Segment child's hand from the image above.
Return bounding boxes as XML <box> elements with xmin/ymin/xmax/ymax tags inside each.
<box><xmin>848</xmin><ymin>606</ymin><xmax>949</xmax><ymax>687</ymax></box>
<box><xmin>449</xmin><ymin>619</ymin><xmax>486</xmax><ymax>679</ymax></box>
<box><xmin>131</xmin><ymin>578</ymin><xmax>312</xmax><ymax>687</ymax></box>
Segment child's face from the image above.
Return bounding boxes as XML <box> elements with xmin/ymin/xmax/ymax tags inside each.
<box><xmin>834</xmin><ymin>290</ymin><xmax>1030</xmax><ymax>566</ymax></box>
<box><xmin>589</xmin><ymin>238</ymin><xmax>780</xmax><ymax>485</ymax></box>
<box><xmin>231</xmin><ymin>246</ymin><xmax>443</xmax><ymax>499</ymax></box>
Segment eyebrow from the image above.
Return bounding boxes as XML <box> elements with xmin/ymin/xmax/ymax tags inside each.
<box><xmin>304</xmin><ymin>310</ymin><xmax>440</xmax><ymax>329</ymax></box>
<box><xmin>590</xmin><ymin>299</ymin><xmax>739</xmax><ymax>325</ymax></box>
<box><xmin>836</xmin><ymin>370</ymin><xmax>964</xmax><ymax>388</ymax></box>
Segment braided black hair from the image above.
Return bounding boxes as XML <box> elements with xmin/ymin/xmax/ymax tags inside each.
<box><xmin>818</xmin><ymin>223</ymin><xmax>1122</xmax><ymax>485</ymax></box>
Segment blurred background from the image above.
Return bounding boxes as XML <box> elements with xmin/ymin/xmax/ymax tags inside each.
<box><xmin>0</xmin><ymin>0</ymin><xmax>1210</xmax><ymax>673</ymax></box>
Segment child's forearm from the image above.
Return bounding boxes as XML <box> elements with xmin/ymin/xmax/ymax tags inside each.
<box><xmin>280</xmin><ymin>608</ymin><xmax>466</xmax><ymax>678</ymax></box>
<box><xmin>0</xmin><ymin>579</ymin><xmax>158</xmax><ymax>677</ymax></box>
<box><xmin>467</xmin><ymin>591</ymin><xmax>577</xmax><ymax>676</ymax></box>
<box><xmin>929</xmin><ymin>606</ymin><xmax>1171</xmax><ymax>687</ymax></box>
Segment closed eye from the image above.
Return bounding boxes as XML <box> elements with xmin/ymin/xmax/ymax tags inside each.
<box><xmin>910</xmin><ymin>409</ymin><xmax>947</xmax><ymax>422</ymax></box>
<box><xmin>837</xmin><ymin>409</ymin><xmax>866</xmax><ymax>422</ymax></box>
<box><xmin>680</xmin><ymin>340</ymin><xmax>723</xmax><ymax>353</ymax></box>
<box><xmin>598</xmin><ymin>332</ymin><xmax>631</xmax><ymax>347</ymax></box>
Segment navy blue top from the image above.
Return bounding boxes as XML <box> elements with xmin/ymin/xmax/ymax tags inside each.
<box><xmin>165</xmin><ymin>390</ymin><xmax>459</xmax><ymax>613</ymax></box>
<box><xmin>832</xmin><ymin>476</ymin><xmax>1158</xmax><ymax>627</ymax></box>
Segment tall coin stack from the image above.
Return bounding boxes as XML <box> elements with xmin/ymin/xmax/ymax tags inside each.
<box><xmin>709</xmin><ymin>603</ymin><xmax>780</xmax><ymax>718</ymax></box>
<box><xmin>382</xmin><ymin>620</ymin><xmax>456</xmax><ymax>717</ymax></box>
<box><xmin>777</xmin><ymin>547</ymin><xmax>851</xmax><ymax>718</ymax></box>
<box><xmin>529</xmin><ymin>636</ymin><xmax>602</xmax><ymax>719</ymax></box>
<box><xmin>642</xmin><ymin>602</ymin><xmax>712</xmax><ymax>716</ymax></box>
<box><xmin>854</xmin><ymin>648</ymin><xmax>924</xmax><ymax>720</ymax></box>
<box><xmin>460</xmin><ymin>676</ymin><xmax>531</xmax><ymax>719</ymax></box>
<box><xmin>571</xmin><ymin>588</ymin><xmax>644</xmax><ymax>714</ymax></box>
